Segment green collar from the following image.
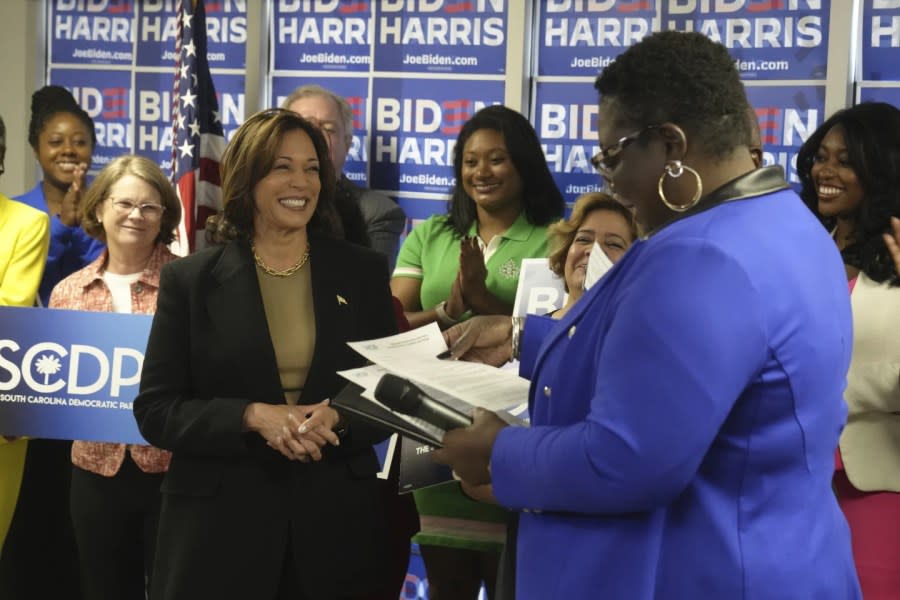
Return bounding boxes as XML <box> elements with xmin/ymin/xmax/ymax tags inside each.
<box><xmin>466</xmin><ymin>212</ymin><xmax>535</xmax><ymax>242</ymax></box>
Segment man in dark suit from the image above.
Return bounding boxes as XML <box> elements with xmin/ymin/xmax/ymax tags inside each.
<box><xmin>284</xmin><ymin>85</ymin><xmax>407</xmax><ymax>271</ymax></box>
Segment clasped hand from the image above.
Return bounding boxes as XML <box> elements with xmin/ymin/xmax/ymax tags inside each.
<box><xmin>59</xmin><ymin>162</ymin><xmax>88</xmax><ymax>227</ymax></box>
<box><xmin>245</xmin><ymin>400</ymin><xmax>340</xmax><ymax>462</ymax></box>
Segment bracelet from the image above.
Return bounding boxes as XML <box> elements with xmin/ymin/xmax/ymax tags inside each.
<box><xmin>510</xmin><ymin>316</ymin><xmax>525</xmax><ymax>361</ymax></box>
<box><xmin>434</xmin><ymin>300</ymin><xmax>461</xmax><ymax>328</ymax></box>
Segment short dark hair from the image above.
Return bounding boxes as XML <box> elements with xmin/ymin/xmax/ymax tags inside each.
<box><xmin>445</xmin><ymin>105</ymin><xmax>565</xmax><ymax>237</ymax></box>
<box><xmin>797</xmin><ymin>102</ymin><xmax>900</xmax><ymax>286</ymax></box>
<box><xmin>594</xmin><ymin>31</ymin><xmax>751</xmax><ymax>160</ymax></box>
<box><xmin>206</xmin><ymin>109</ymin><xmax>342</xmax><ymax>243</ymax></box>
<box><xmin>28</xmin><ymin>85</ymin><xmax>97</xmax><ymax>150</ymax></box>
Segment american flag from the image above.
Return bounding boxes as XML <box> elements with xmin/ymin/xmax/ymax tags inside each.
<box><xmin>170</xmin><ymin>0</ymin><xmax>225</xmax><ymax>254</ymax></box>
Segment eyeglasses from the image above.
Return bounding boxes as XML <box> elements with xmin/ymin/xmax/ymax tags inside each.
<box><xmin>108</xmin><ymin>198</ymin><xmax>166</xmax><ymax>219</ymax></box>
<box><xmin>591</xmin><ymin>125</ymin><xmax>660</xmax><ymax>178</ymax></box>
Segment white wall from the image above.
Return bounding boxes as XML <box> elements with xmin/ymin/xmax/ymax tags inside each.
<box><xmin>0</xmin><ymin>1</ymin><xmax>45</xmax><ymax>197</ymax></box>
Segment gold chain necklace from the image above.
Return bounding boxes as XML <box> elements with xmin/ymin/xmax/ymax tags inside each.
<box><xmin>251</xmin><ymin>242</ymin><xmax>310</xmax><ymax>277</ymax></box>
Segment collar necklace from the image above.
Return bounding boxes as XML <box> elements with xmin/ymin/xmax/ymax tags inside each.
<box><xmin>251</xmin><ymin>241</ymin><xmax>310</xmax><ymax>277</ymax></box>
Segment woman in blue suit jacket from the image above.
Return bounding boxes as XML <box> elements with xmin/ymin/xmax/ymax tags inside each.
<box><xmin>134</xmin><ymin>110</ymin><xmax>396</xmax><ymax>600</ymax></box>
<box><xmin>434</xmin><ymin>32</ymin><xmax>861</xmax><ymax>599</ymax></box>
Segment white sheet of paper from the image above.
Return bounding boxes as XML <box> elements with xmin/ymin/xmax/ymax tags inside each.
<box><xmin>346</xmin><ymin>323</ymin><xmax>530</xmax><ymax>412</ymax></box>
<box><xmin>583</xmin><ymin>241</ymin><xmax>614</xmax><ymax>291</ymax></box>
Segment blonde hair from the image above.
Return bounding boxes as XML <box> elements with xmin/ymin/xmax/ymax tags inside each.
<box><xmin>546</xmin><ymin>192</ymin><xmax>638</xmax><ymax>277</ymax></box>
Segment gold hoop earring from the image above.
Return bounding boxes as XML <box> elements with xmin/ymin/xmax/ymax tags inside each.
<box><xmin>657</xmin><ymin>160</ymin><xmax>703</xmax><ymax>212</ymax></box>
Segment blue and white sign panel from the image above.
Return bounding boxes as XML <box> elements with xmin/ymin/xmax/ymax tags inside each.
<box><xmin>745</xmin><ymin>84</ymin><xmax>824</xmax><ymax>187</ymax></box>
<box><xmin>49</xmin><ymin>68</ymin><xmax>133</xmax><ymax>173</ymax></box>
<box><xmin>271</xmin><ymin>75</ymin><xmax>373</xmax><ymax>186</ymax></box>
<box><xmin>369</xmin><ymin>77</ymin><xmax>504</xmax><ymax>195</ymax></box>
<box><xmin>534</xmin><ymin>81</ymin><xmax>603</xmax><ymax>206</ymax></box>
<box><xmin>272</xmin><ymin>0</ymin><xmax>374</xmax><ymax>72</ymax></box>
<box><xmin>373</xmin><ymin>0</ymin><xmax>508</xmax><ymax>74</ymax></box>
<box><xmin>661</xmin><ymin>0</ymin><xmax>830</xmax><ymax>81</ymax></box>
<box><xmin>0</xmin><ymin>307</ymin><xmax>150</xmax><ymax>444</ymax></box>
<box><xmin>537</xmin><ymin>0</ymin><xmax>656</xmax><ymax>77</ymax></box>
<box><xmin>134</xmin><ymin>70</ymin><xmax>177</xmax><ymax>173</ymax></box>
<box><xmin>858</xmin><ymin>85</ymin><xmax>900</xmax><ymax>108</ymax></box>
<box><xmin>135</xmin><ymin>0</ymin><xmax>248</xmax><ymax>69</ymax></box>
<box><xmin>50</xmin><ymin>0</ymin><xmax>135</xmax><ymax>66</ymax></box>
<box><xmin>861</xmin><ymin>1</ymin><xmax>900</xmax><ymax>81</ymax></box>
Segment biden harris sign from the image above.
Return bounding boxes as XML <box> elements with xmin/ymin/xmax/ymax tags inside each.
<box><xmin>0</xmin><ymin>307</ymin><xmax>151</xmax><ymax>445</ymax></box>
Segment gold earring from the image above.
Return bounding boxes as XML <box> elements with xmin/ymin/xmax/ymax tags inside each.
<box><xmin>657</xmin><ymin>160</ymin><xmax>702</xmax><ymax>212</ymax></box>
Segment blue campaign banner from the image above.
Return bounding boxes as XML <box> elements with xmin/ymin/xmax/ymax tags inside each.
<box><xmin>271</xmin><ymin>75</ymin><xmax>373</xmax><ymax>186</ymax></box>
<box><xmin>209</xmin><ymin>72</ymin><xmax>247</xmax><ymax>143</ymax></box>
<box><xmin>861</xmin><ymin>1</ymin><xmax>900</xmax><ymax>81</ymax></box>
<box><xmin>537</xmin><ymin>0</ymin><xmax>655</xmax><ymax>77</ymax></box>
<box><xmin>373</xmin><ymin>0</ymin><xmax>508</xmax><ymax>75</ymax></box>
<box><xmin>49</xmin><ymin>68</ymin><xmax>133</xmax><ymax>174</ymax></box>
<box><xmin>534</xmin><ymin>81</ymin><xmax>604</xmax><ymax>206</ymax></box>
<box><xmin>397</xmin><ymin>197</ymin><xmax>448</xmax><ymax>227</ymax></box>
<box><xmin>134</xmin><ymin>71</ymin><xmax>246</xmax><ymax>173</ymax></box>
<box><xmin>50</xmin><ymin>0</ymin><xmax>135</xmax><ymax>66</ymax></box>
<box><xmin>745</xmin><ymin>84</ymin><xmax>824</xmax><ymax>188</ymax></box>
<box><xmin>858</xmin><ymin>85</ymin><xmax>900</xmax><ymax>107</ymax></box>
<box><xmin>134</xmin><ymin>71</ymin><xmax>177</xmax><ymax>173</ymax></box>
<box><xmin>272</xmin><ymin>0</ymin><xmax>373</xmax><ymax>72</ymax></box>
<box><xmin>369</xmin><ymin>77</ymin><xmax>503</xmax><ymax>195</ymax></box>
<box><xmin>0</xmin><ymin>306</ymin><xmax>150</xmax><ymax>444</ymax></box>
<box><xmin>661</xmin><ymin>0</ymin><xmax>830</xmax><ymax>81</ymax></box>
<box><xmin>135</xmin><ymin>0</ymin><xmax>248</xmax><ymax>69</ymax></box>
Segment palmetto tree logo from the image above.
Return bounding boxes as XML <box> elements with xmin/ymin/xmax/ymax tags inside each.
<box><xmin>34</xmin><ymin>354</ymin><xmax>62</xmax><ymax>385</ymax></box>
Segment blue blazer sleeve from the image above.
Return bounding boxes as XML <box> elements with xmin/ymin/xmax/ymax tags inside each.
<box><xmin>491</xmin><ymin>238</ymin><xmax>769</xmax><ymax>514</ymax></box>
<box><xmin>518</xmin><ymin>314</ymin><xmax>556</xmax><ymax>380</ymax></box>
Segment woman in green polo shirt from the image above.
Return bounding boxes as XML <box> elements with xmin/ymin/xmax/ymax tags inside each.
<box><xmin>391</xmin><ymin>104</ymin><xmax>565</xmax><ymax>599</ymax></box>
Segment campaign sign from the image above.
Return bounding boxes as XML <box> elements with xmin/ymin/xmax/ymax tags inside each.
<box><xmin>49</xmin><ymin>68</ymin><xmax>133</xmax><ymax>173</ymax></box>
<box><xmin>858</xmin><ymin>85</ymin><xmax>900</xmax><ymax>107</ymax></box>
<box><xmin>0</xmin><ymin>306</ymin><xmax>150</xmax><ymax>444</ymax></box>
<box><xmin>369</xmin><ymin>77</ymin><xmax>503</xmax><ymax>195</ymax></box>
<box><xmin>512</xmin><ymin>258</ymin><xmax>566</xmax><ymax>318</ymax></box>
<box><xmin>134</xmin><ymin>71</ymin><xmax>177</xmax><ymax>173</ymax></box>
<box><xmin>537</xmin><ymin>0</ymin><xmax>656</xmax><ymax>77</ymax></box>
<box><xmin>134</xmin><ymin>71</ymin><xmax>246</xmax><ymax>173</ymax></box>
<box><xmin>745</xmin><ymin>84</ymin><xmax>824</xmax><ymax>188</ymax></box>
<box><xmin>661</xmin><ymin>0</ymin><xmax>830</xmax><ymax>81</ymax></box>
<box><xmin>373</xmin><ymin>0</ymin><xmax>508</xmax><ymax>75</ymax></box>
<box><xmin>272</xmin><ymin>0</ymin><xmax>373</xmax><ymax>72</ymax></box>
<box><xmin>862</xmin><ymin>1</ymin><xmax>900</xmax><ymax>81</ymax></box>
<box><xmin>50</xmin><ymin>0</ymin><xmax>135</xmax><ymax>66</ymax></box>
<box><xmin>396</xmin><ymin>198</ymin><xmax>449</xmax><ymax>226</ymax></box>
<box><xmin>208</xmin><ymin>72</ymin><xmax>247</xmax><ymax>143</ymax></box>
<box><xmin>271</xmin><ymin>75</ymin><xmax>372</xmax><ymax>186</ymax></box>
<box><xmin>135</xmin><ymin>0</ymin><xmax>248</xmax><ymax>68</ymax></box>
<box><xmin>534</xmin><ymin>81</ymin><xmax>604</xmax><ymax>205</ymax></box>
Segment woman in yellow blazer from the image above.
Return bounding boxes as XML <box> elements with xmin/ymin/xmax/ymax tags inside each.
<box><xmin>0</xmin><ymin>113</ymin><xmax>51</xmax><ymax>550</ymax></box>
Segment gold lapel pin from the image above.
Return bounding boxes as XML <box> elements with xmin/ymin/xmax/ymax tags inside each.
<box><xmin>336</xmin><ymin>294</ymin><xmax>348</xmax><ymax>305</ymax></box>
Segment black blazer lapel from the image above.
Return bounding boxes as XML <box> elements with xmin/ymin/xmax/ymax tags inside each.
<box><xmin>207</xmin><ymin>240</ymin><xmax>284</xmax><ymax>404</ymax></box>
<box><xmin>303</xmin><ymin>238</ymin><xmax>355</xmax><ymax>403</ymax></box>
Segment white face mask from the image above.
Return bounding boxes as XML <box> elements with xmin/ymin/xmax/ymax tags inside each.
<box><xmin>583</xmin><ymin>241</ymin><xmax>614</xmax><ymax>291</ymax></box>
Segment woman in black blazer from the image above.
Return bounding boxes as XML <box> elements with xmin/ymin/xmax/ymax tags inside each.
<box><xmin>134</xmin><ymin>109</ymin><xmax>397</xmax><ymax>600</ymax></box>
